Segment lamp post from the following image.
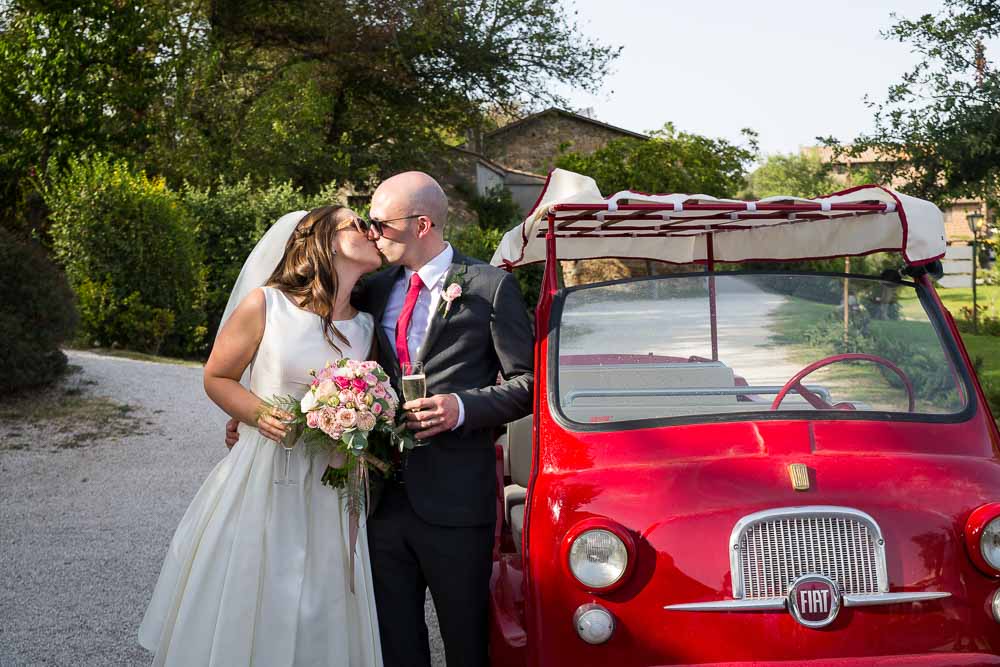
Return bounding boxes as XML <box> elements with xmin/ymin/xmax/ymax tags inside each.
<box><xmin>967</xmin><ymin>210</ymin><xmax>985</xmax><ymax>333</ymax></box>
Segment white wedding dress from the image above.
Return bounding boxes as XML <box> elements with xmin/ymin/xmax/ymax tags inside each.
<box><xmin>139</xmin><ymin>287</ymin><xmax>383</xmax><ymax>667</ymax></box>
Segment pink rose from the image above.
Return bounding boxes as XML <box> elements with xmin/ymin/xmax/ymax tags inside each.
<box><xmin>358</xmin><ymin>411</ymin><xmax>377</xmax><ymax>432</ymax></box>
<box><xmin>372</xmin><ymin>384</ymin><xmax>386</xmax><ymax>399</ymax></box>
<box><xmin>362</xmin><ymin>361</ymin><xmax>378</xmax><ymax>371</ymax></box>
<box><xmin>352</xmin><ymin>377</ymin><xmax>367</xmax><ymax>392</ymax></box>
<box><xmin>319</xmin><ymin>407</ymin><xmax>340</xmax><ymax>437</ymax></box>
<box><xmin>306</xmin><ymin>411</ymin><xmax>321</xmax><ymax>429</ymax></box>
<box><xmin>334</xmin><ymin>375</ymin><xmax>351</xmax><ymax>390</ymax></box>
<box><xmin>335</xmin><ymin>407</ymin><xmax>358</xmax><ymax>430</ymax></box>
<box><xmin>364</xmin><ymin>373</ymin><xmax>378</xmax><ymax>386</ymax></box>
<box><xmin>445</xmin><ymin>283</ymin><xmax>462</xmax><ymax>300</ymax></box>
<box><xmin>338</xmin><ymin>390</ymin><xmax>353</xmax><ymax>405</ymax></box>
<box><xmin>372</xmin><ymin>402</ymin><xmax>383</xmax><ymax>415</ymax></box>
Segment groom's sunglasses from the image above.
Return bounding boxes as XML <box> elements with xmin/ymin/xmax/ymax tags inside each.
<box><xmin>358</xmin><ymin>214</ymin><xmax>435</xmax><ymax>236</ymax></box>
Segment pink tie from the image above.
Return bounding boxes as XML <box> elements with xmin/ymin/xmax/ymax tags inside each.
<box><xmin>394</xmin><ymin>273</ymin><xmax>424</xmax><ymax>365</ymax></box>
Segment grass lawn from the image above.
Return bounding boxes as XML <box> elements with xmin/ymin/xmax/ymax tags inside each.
<box><xmin>768</xmin><ymin>291</ymin><xmax>999</xmax><ymax>416</ymax></box>
<box><xmin>899</xmin><ymin>284</ymin><xmax>1000</xmax><ymax>320</ymax></box>
<box><xmin>899</xmin><ymin>285</ymin><xmax>1000</xmax><ymax>414</ymax></box>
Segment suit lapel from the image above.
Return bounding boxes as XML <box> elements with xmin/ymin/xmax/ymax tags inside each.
<box><xmin>417</xmin><ymin>255</ymin><xmax>469</xmax><ymax>364</ymax></box>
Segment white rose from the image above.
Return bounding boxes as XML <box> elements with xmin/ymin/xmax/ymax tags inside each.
<box><xmin>300</xmin><ymin>390</ymin><xmax>318</xmax><ymax>413</ymax></box>
<box><xmin>315</xmin><ymin>380</ymin><xmax>337</xmax><ymax>402</ymax></box>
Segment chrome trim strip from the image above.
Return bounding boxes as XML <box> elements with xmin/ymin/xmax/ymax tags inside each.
<box><xmin>729</xmin><ymin>506</ymin><xmax>889</xmax><ymax>599</ymax></box>
<box><xmin>664</xmin><ymin>598</ymin><xmax>786</xmax><ymax>612</ymax></box>
<box><xmin>665</xmin><ymin>592</ymin><xmax>950</xmax><ymax>613</ymax></box>
<box><xmin>843</xmin><ymin>592</ymin><xmax>951</xmax><ymax>607</ymax></box>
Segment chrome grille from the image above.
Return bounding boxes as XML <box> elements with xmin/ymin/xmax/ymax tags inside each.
<box><xmin>731</xmin><ymin>507</ymin><xmax>887</xmax><ymax>600</ymax></box>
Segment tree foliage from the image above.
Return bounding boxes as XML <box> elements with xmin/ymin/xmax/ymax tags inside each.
<box><xmin>181</xmin><ymin>177</ymin><xmax>341</xmax><ymax>341</ymax></box>
<box><xmin>0</xmin><ymin>0</ymin><xmax>620</xmax><ymax>236</ymax></box>
<box><xmin>43</xmin><ymin>155</ymin><xmax>206</xmax><ymax>356</ymax></box>
<box><xmin>0</xmin><ymin>1</ymin><xmax>194</xmax><ymax>235</ymax></box>
<box><xmin>828</xmin><ymin>0</ymin><xmax>1000</xmax><ymax>205</ymax></box>
<box><xmin>182</xmin><ymin>0</ymin><xmax>620</xmax><ymax>188</ymax></box>
<box><xmin>745</xmin><ymin>153</ymin><xmax>842</xmax><ymax>199</ymax></box>
<box><xmin>555</xmin><ymin>124</ymin><xmax>759</xmax><ymax>198</ymax></box>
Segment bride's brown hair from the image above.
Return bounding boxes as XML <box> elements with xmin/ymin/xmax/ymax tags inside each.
<box><xmin>266</xmin><ymin>205</ymin><xmax>353</xmax><ymax>353</ymax></box>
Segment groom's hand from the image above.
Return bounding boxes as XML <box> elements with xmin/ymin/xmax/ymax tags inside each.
<box><xmin>404</xmin><ymin>395</ymin><xmax>459</xmax><ymax>439</ymax></box>
<box><xmin>225</xmin><ymin>417</ymin><xmax>240</xmax><ymax>450</ymax></box>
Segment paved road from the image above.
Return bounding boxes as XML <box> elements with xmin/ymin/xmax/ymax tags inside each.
<box><xmin>0</xmin><ymin>351</ymin><xmax>444</xmax><ymax>666</ymax></box>
<box><xmin>561</xmin><ymin>275</ymin><xmax>803</xmax><ymax>383</ymax></box>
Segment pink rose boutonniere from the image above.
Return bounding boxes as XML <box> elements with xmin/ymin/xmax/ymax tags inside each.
<box><xmin>442</xmin><ymin>282</ymin><xmax>462</xmax><ymax>315</ymax></box>
<box><xmin>439</xmin><ymin>266</ymin><xmax>469</xmax><ymax>317</ymax></box>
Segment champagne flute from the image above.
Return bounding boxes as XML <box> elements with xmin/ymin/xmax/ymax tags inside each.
<box><xmin>401</xmin><ymin>361</ymin><xmax>428</xmax><ymax>446</ymax></box>
<box><xmin>273</xmin><ymin>413</ymin><xmax>302</xmax><ymax>486</ymax></box>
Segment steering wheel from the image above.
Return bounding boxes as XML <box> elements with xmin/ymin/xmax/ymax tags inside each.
<box><xmin>770</xmin><ymin>353</ymin><xmax>916</xmax><ymax>412</ymax></box>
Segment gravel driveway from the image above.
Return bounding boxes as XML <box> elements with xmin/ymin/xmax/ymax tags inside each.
<box><xmin>0</xmin><ymin>350</ymin><xmax>444</xmax><ymax>666</ymax></box>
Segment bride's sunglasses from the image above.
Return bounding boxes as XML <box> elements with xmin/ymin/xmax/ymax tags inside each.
<box><xmin>334</xmin><ymin>217</ymin><xmax>370</xmax><ymax>234</ymax></box>
<box><xmin>357</xmin><ymin>214</ymin><xmax>435</xmax><ymax>236</ymax></box>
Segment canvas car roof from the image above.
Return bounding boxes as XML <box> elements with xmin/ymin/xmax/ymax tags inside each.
<box><xmin>490</xmin><ymin>169</ymin><xmax>946</xmax><ymax>268</ymax></box>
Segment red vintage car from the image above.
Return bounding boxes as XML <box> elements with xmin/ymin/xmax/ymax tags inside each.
<box><xmin>487</xmin><ymin>169</ymin><xmax>1000</xmax><ymax>666</ymax></box>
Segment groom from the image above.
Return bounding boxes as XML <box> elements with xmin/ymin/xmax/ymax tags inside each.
<box><xmin>225</xmin><ymin>171</ymin><xmax>534</xmax><ymax>666</ymax></box>
<box><xmin>357</xmin><ymin>172</ymin><xmax>533</xmax><ymax>667</ymax></box>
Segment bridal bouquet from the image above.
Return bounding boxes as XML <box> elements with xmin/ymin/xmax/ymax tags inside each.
<box><xmin>266</xmin><ymin>359</ymin><xmax>413</xmax><ymax>514</ymax></box>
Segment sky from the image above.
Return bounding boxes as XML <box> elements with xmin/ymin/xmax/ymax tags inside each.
<box><xmin>557</xmin><ymin>0</ymin><xmax>948</xmax><ymax>157</ymax></box>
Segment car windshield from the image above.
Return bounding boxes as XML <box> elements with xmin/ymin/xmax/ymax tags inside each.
<box><xmin>555</xmin><ymin>273</ymin><xmax>970</xmax><ymax>425</ymax></box>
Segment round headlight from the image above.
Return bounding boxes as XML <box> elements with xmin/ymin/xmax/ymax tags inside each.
<box><xmin>982</xmin><ymin>518</ymin><xmax>1000</xmax><ymax>570</ymax></box>
<box><xmin>569</xmin><ymin>529</ymin><xmax>628</xmax><ymax>589</ymax></box>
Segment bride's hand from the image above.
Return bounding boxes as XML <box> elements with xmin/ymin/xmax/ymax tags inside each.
<box><xmin>256</xmin><ymin>405</ymin><xmax>293</xmax><ymax>443</ymax></box>
<box><xmin>225</xmin><ymin>418</ymin><xmax>240</xmax><ymax>450</ymax></box>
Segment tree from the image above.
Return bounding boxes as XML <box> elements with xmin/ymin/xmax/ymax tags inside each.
<box><xmin>0</xmin><ymin>0</ymin><xmax>172</xmax><ymax>234</ymax></box>
<box><xmin>154</xmin><ymin>0</ymin><xmax>621</xmax><ymax>190</ymax></box>
<box><xmin>827</xmin><ymin>0</ymin><xmax>1000</xmax><ymax>206</ymax></box>
<box><xmin>1</xmin><ymin>0</ymin><xmax>620</xmax><ymax>234</ymax></box>
<box><xmin>745</xmin><ymin>153</ymin><xmax>841</xmax><ymax>199</ymax></box>
<box><xmin>555</xmin><ymin>123</ymin><xmax>758</xmax><ymax>199</ymax></box>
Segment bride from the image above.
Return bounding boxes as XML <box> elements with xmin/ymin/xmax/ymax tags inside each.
<box><xmin>139</xmin><ymin>205</ymin><xmax>384</xmax><ymax>666</ymax></box>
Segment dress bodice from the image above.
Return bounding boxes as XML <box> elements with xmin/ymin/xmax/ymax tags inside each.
<box><xmin>250</xmin><ymin>287</ymin><xmax>374</xmax><ymax>399</ymax></box>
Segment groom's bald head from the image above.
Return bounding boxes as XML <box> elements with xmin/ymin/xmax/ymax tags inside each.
<box><xmin>375</xmin><ymin>171</ymin><xmax>449</xmax><ymax>229</ymax></box>
<box><xmin>369</xmin><ymin>171</ymin><xmax>449</xmax><ymax>269</ymax></box>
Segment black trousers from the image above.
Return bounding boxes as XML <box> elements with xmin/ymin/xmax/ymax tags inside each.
<box><xmin>367</xmin><ymin>481</ymin><xmax>495</xmax><ymax>667</ymax></box>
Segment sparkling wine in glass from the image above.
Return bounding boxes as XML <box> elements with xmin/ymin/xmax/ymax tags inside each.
<box><xmin>274</xmin><ymin>414</ymin><xmax>302</xmax><ymax>486</ymax></box>
<box><xmin>401</xmin><ymin>361</ymin><xmax>428</xmax><ymax>445</ymax></box>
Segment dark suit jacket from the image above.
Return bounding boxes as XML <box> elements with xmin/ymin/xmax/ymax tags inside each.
<box><xmin>353</xmin><ymin>250</ymin><xmax>534</xmax><ymax>526</ymax></box>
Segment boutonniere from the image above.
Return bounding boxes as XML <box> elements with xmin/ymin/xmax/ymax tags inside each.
<box><xmin>439</xmin><ymin>267</ymin><xmax>468</xmax><ymax>316</ymax></box>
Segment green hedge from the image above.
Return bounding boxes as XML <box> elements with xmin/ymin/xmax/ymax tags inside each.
<box><xmin>0</xmin><ymin>227</ymin><xmax>78</xmax><ymax>391</ymax></box>
<box><xmin>182</xmin><ymin>178</ymin><xmax>339</xmax><ymax>342</ymax></box>
<box><xmin>44</xmin><ymin>155</ymin><xmax>206</xmax><ymax>356</ymax></box>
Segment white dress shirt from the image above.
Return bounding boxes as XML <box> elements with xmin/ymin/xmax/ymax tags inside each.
<box><xmin>380</xmin><ymin>243</ymin><xmax>465</xmax><ymax>428</ymax></box>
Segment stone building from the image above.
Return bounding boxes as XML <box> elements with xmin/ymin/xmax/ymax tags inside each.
<box><xmin>444</xmin><ymin>107</ymin><xmax>648</xmax><ymax>220</ymax></box>
<box><xmin>477</xmin><ymin>107</ymin><xmax>647</xmax><ymax>177</ymax></box>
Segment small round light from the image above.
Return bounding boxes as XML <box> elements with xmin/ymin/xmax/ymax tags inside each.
<box><xmin>573</xmin><ymin>603</ymin><xmax>615</xmax><ymax>644</ymax></box>
<box><xmin>992</xmin><ymin>590</ymin><xmax>1000</xmax><ymax>623</ymax></box>
<box><xmin>982</xmin><ymin>518</ymin><xmax>1000</xmax><ymax>571</ymax></box>
<box><xmin>569</xmin><ymin>529</ymin><xmax>629</xmax><ymax>589</ymax></box>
